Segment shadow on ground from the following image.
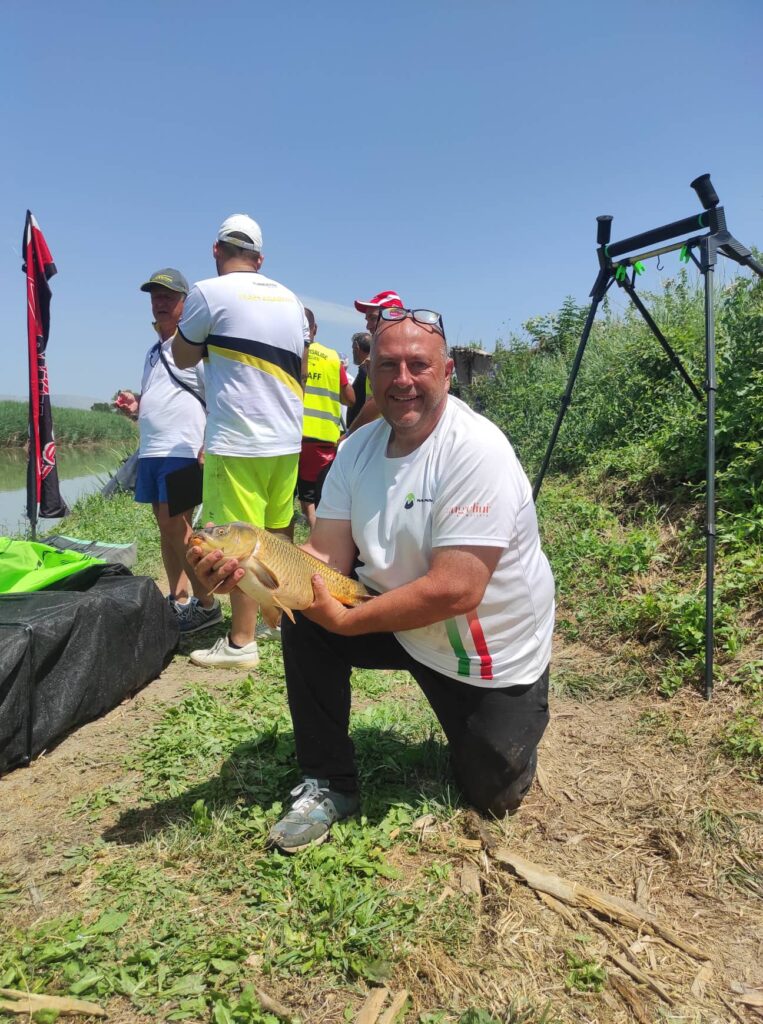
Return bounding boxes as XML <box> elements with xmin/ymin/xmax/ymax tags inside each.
<box><xmin>102</xmin><ymin>725</ymin><xmax>456</xmax><ymax>845</ymax></box>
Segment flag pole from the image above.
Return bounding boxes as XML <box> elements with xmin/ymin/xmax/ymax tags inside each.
<box><xmin>24</xmin><ymin>210</ymin><xmax>40</xmax><ymax>540</ymax></box>
<box><xmin>22</xmin><ymin>210</ymin><xmax>68</xmax><ymax>540</ymax></box>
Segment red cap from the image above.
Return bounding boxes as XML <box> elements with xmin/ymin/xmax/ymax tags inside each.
<box><xmin>354</xmin><ymin>290</ymin><xmax>404</xmax><ymax>313</ymax></box>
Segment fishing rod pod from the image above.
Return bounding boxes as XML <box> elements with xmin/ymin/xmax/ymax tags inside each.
<box><xmin>533</xmin><ymin>174</ymin><xmax>763</xmax><ymax>701</ymax></box>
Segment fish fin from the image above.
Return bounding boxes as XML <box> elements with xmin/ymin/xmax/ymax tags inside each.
<box><xmin>335</xmin><ymin>593</ymin><xmax>374</xmax><ymax>607</ymax></box>
<box><xmin>272</xmin><ymin>595</ymin><xmax>296</xmax><ymax>624</ymax></box>
<box><xmin>261</xmin><ymin>605</ymin><xmax>281</xmax><ymax>628</ymax></box>
<box><xmin>250</xmin><ymin>559</ymin><xmax>279</xmax><ymax>591</ymax></box>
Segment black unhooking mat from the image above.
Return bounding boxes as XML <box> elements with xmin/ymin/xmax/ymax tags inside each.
<box><xmin>0</xmin><ymin>566</ymin><xmax>179</xmax><ymax>774</ymax></box>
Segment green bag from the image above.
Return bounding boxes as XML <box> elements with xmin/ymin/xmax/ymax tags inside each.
<box><xmin>0</xmin><ymin>537</ymin><xmax>105</xmax><ymax>594</ymax></box>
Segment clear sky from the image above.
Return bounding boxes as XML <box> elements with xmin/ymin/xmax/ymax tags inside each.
<box><xmin>2</xmin><ymin>1</ymin><xmax>761</xmax><ymax>403</ymax></box>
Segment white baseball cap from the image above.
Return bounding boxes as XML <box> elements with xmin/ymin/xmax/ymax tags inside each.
<box><xmin>217</xmin><ymin>214</ymin><xmax>263</xmax><ymax>253</ymax></box>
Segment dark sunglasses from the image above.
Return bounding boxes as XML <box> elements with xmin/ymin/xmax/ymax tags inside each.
<box><xmin>378</xmin><ymin>307</ymin><xmax>445</xmax><ymax>337</ymax></box>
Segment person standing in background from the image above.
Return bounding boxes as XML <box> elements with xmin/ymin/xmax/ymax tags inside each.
<box><xmin>172</xmin><ymin>215</ymin><xmax>309</xmax><ymax>669</ymax></box>
<box><xmin>345</xmin><ymin>331</ymin><xmax>371</xmax><ymax>430</ymax></box>
<box><xmin>115</xmin><ymin>268</ymin><xmax>221</xmax><ymax>634</ymax></box>
<box><xmin>298</xmin><ymin>307</ymin><xmax>354</xmax><ymax>529</ymax></box>
<box><xmin>345</xmin><ymin>290</ymin><xmax>404</xmax><ymax>435</ymax></box>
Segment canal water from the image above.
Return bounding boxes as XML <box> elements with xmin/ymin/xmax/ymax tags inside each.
<box><xmin>0</xmin><ymin>446</ymin><xmax>128</xmax><ymax>537</ymax></box>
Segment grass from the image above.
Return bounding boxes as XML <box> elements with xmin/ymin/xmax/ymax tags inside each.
<box><xmin>0</xmin><ymin>400</ymin><xmax>138</xmax><ymax>447</ymax></box>
<box><xmin>0</xmin><ymin>671</ymin><xmax>517</xmax><ymax>1022</ymax></box>
<box><xmin>536</xmin><ymin>476</ymin><xmax>762</xmax><ymax>705</ymax></box>
<box><xmin>721</xmin><ymin>705</ymin><xmax>763</xmax><ymax>780</ymax></box>
<box><xmin>3</xmin><ymin>457</ymin><xmax>762</xmax><ymax>1022</ymax></box>
<box><xmin>45</xmin><ymin>489</ymin><xmax>163</xmax><ymax>578</ymax></box>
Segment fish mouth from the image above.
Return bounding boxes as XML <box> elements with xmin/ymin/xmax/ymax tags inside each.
<box><xmin>189</xmin><ymin>532</ymin><xmax>214</xmax><ymax>551</ymax></box>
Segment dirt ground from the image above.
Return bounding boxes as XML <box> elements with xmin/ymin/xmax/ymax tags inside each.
<box><xmin>1</xmin><ymin>627</ymin><xmax>761</xmax><ymax>1023</ymax></box>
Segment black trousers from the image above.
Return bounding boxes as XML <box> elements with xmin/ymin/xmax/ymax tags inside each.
<box><xmin>281</xmin><ymin>614</ymin><xmax>550</xmax><ymax>817</ymax></box>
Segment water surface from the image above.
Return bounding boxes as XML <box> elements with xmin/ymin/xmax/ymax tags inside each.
<box><xmin>0</xmin><ymin>446</ymin><xmax>129</xmax><ymax>537</ymax></box>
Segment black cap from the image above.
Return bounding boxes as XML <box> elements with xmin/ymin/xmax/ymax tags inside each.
<box><xmin>139</xmin><ymin>268</ymin><xmax>189</xmax><ymax>294</ymax></box>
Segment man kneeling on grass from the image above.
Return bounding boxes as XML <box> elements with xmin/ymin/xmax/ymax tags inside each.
<box><xmin>189</xmin><ymin>307</ymin><xmax>555</xmax><ymax>853</ymax></box>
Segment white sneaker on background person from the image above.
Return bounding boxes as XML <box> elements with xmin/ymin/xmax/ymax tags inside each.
<box><xmin>189</xmin><ymin>636</ymin><xmax>259</xmax><ymax>669</ymax></box>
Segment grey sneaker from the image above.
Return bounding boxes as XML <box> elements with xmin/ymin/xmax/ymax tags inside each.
<box><xmin>178</xmin><ymin>597</ymin><xmax>223</xmax><ymax>635</ymax></box>
<box><xmin>255</xmin><ymin>622</ymin><xmax>281</xmax><ymax>641</ymax></box>
<box><xmin>268</xmin><ymin>778</ymin><xmax>359</xmax><ymax>853</ymax></box>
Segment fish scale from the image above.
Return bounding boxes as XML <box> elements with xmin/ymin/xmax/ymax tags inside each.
<box><xmin>190</xmin><ymin>521</ymin><xmax>371</xmax><ymax>627</ymax></box>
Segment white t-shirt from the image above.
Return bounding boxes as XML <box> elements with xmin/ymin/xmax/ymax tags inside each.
<box><xmin>138</xmin><ymin>338</ymin><xmax>206</xmax><ymax>459</ymax></box>
<box><xmin>318</xmin><ymin>396</ymin><xmax>555</xmax><ymax>688</ymax></box>
<box><xmin>179</xmin><ymin>271</ymin><xmax>308</xmax><ymax>457</ymax></box>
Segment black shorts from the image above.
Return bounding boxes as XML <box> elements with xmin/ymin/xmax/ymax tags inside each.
<box><xmin>297</xmin><ymin>462</ymin><xmax>333</xmax><ymax>506</ymax></box>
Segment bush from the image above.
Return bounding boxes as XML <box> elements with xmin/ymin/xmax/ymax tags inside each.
<box><xmin>0</xmin><ymin>400</ymin><xmax>137</xmax><ymax>447</ymax></box>
<box><xmin>473</xmin><ymin>271</ymin><xmax>763</xmax><ymax>523</ymax></box>
<box><xmin>468</xmin><ymin>268</ymin><xmax>762</xmax><ymax>700</ymax></box>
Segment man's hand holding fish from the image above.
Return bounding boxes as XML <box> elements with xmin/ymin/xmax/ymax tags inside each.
<box><xmin>187</xmin><ymin>542</ymin><xmax>245</xmax><ymax>597</ymax></box>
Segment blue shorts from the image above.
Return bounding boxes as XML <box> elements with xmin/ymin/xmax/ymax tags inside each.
<box><xmin>134</xmin><ymin>456</ymin><xmax>199</xmax><ymax>507</ymax></box>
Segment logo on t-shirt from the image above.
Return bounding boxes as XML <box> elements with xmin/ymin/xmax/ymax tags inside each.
<box><xmin>404</xmin><ymin>492</ymin><xmax>434</xmax><ymax>510</ymax></box>
<box><xmin>449</xmin><ymin>502</ymin><xmax>491</xmax><ymax>516</ymax></box>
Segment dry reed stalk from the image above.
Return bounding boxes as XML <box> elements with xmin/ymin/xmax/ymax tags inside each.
<box><xmin>377</xmin><ymin>990</ymin><xmax>410</xmax><ymax>1024</ymax></box>
<box><xmin>608</xmin><ymin>953</ymin><xmax>675</xmax><ymax>1006</ymax></box>
<box><xmin>537</xmin><ymin>890</ymin><xmax>578</xmax><ymax>927</ymax></box>
<box><xmin>718</xmin><ymin>992</ymin><xmax>748</xmax><ymax>1023</ymax></box>
<box><xmin>251</xmin><ymin>986</ymin><xmax>297</xmax><ymax>1023</ymax></box>
<box><xmin>354</xmin><ymin>987</ymin><xmax>389</xmax><ymax>1024</ymax></box>
<box><xmin>460</xmin><ymin>860</ymin><xmax>482</xmax><ymax>896</ymax></box>
<box><xmin>491</xmin><ymin>847</ymin><xmax>709</xmax><ymax>960</ymax></box>
<box><xmin>0</xmin><ymin>988</ymin><xmax>106</xmax><ymax>1016</ymax></box>
<box><xmin>608</xmin><ymin>974</ymin><xmax>653</xmax><ymax>1024</ymax></box>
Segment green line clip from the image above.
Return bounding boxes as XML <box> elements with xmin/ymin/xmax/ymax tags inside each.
<box><xmin>680</xmin><ymin>244</ymin><xmax>691</xmax><ymax>263</ymax></box>
<box><xmin>634</xmin><ymin>261</ymin><xmax>645</xmax><ymax>275</ymax></box>
<box><xmin>615</xmin><ymin>265</ymin><xmax>627</xmax><ymax>282</ymax></box>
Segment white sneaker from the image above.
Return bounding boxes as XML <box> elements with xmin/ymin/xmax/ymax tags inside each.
<box><xmin>255</xmin><ymin>623</ymin><xmax>282</xmax><ymax>641</ymax></box>
<box><xmin>189</xmin><ymin>636</ymin><xmax>260</xmax><ymax>670</ymax></box>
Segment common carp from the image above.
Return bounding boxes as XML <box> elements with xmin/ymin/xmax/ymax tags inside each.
<box><xmin>190</xmin><ymin>521</ymin><xmax>372</xmax><ymax>627</ymax></box>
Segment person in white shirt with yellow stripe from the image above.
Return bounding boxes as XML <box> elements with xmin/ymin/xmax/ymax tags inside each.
<box><xmin>172</xmin><ymin>214</ymin><xmax>310</xmax><ymax>669</ymax></box>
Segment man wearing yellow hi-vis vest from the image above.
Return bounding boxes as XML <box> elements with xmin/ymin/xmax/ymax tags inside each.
<box><xmin>298</xmin><ymin>309</ymin><xmax>355</xmax><ymax>527</ymax></box>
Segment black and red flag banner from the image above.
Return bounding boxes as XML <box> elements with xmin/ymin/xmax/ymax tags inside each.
<box><xmin>23</xmin><ymin>210</ymin><xmax>68</xmax><ymax>531</ymax></box>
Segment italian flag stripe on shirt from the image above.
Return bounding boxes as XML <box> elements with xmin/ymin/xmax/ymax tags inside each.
<box><xmin>445</xmin><ymin>616</ymin><xmax>494</xmax><ymax>680</ymax></box>
<box><xmin>466</xmin><ymin>611</ymin><xmax>494</xmax><ymax>680</ymax></box>
<box><xmin>445</xmin><ymin>619</ymin><xmax>471</xmax><ymax>676</ymax></box>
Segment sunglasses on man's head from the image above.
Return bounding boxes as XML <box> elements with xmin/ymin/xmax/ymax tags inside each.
<box><xmin>378</xmin><ymin>307</ymin><xmax>446</xmax><ymax>337</ymax></box>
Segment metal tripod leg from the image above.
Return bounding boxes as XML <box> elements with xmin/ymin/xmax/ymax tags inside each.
<box><xmin>619</xmin><ymin>277</ymin><xmax>704</xmax><ymax>403</ymax></box>
<box><xmin>532</xmin><ymin>272</ymin><xmax>611</xmax><ymax>500</ymax></box>
<box><xmin>701</xmin><ymin>238</ymin><xmax>718</xmax><ymax>701</ymax></box>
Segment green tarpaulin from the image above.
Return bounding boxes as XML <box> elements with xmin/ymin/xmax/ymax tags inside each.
<box><xmin>0</xmin><ymin>537</ymin><xmax>105</xmax><ymax>594</ymax></box>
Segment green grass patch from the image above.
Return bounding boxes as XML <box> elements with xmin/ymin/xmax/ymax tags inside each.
<box><xmin>46</xmin><ymin>490</ymin><xmax>162</xmax><ymax>578</ymax></box>
<box><xmin>721</xmin><ymin>704</ymin><xmax>763</xmax><ymax>780</ymax></box>
<box><xmin>1</xmin><ymin>670</ymin><xmax>478</xmax><ymax>1021</ymax></box>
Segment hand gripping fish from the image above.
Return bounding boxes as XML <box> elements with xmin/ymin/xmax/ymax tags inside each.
<box><xmin>190</xmin><ymin>521</ymin><xmax>372</xmax><ymax>627</ymax></box>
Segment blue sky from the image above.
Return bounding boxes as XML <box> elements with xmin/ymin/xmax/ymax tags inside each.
<box><xmin>2</xmin><ymin>1</ymin><xmax>762</xmax><ymax>403</ymax></box>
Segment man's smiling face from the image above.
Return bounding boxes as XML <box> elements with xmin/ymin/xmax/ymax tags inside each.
<box><xmin>370</xmin><ymin>318</ymin><xmax>453</xmax><ymax>452</ymax></box>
